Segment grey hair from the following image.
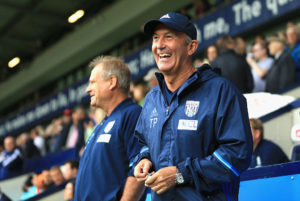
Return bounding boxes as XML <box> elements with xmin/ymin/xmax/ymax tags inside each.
<box><xmin>185</xmin><ymin>35</ymin><xmax>192</xmax><ymax>45</ymax></box>
<box><xmin>89</xmin><ymin>56</ymin><xmax>131</xmax><ymax>94</ymax></box>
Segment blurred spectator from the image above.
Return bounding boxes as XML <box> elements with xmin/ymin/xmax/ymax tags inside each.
<box><xmin>56</xmin><ymin>107</ymin><xmax>86</xmax><ymax>151</ymax></box>
<box><xmin>246</xmin><ymin>42</ymin><xmax>274</xmax><ymax>92</ymax></box>
<box><xmin>0</xmin><ymin>136</ymin><xmax>23</xmax><ymax>180</ymax></box>
<box><xmin>194</xmin><ymin>0</ymin><xmax>210</xmax><ymax>18</ymax></box>
<box><xmin>193</xmin><ymin>58</ymin><xmax>203</xmax><ymax>67</ymax></box>
<box><xmin>62</xmin><ymin>109</ymin><xmax>73</xmax><ymax>125</ymax></box>
<box><xmin>50</xmin><ymin>166</ymin><xmax>65</xmax><ymax>186</ymax></box>
<box><xmin>64</xmin><ymin>180</ymin><xmax>76</xmax><ymax>201</ymax></box>
<box><xmin>249</xmin><ymin>118</ymin><xmax>289</xmax><ymax>168</ymax></box>
<box><xmin>20</xmin><ymin>169</ymin><xmax>53</xmax><ymax>200</ymax></box>
<box><xmin>278</xmin><ymin>29</ymin><xmax>287</xmax><ymax>44</ymax></box>
<box><xmin>254</xmin><ymin>34</ymin><xmax>267</xmax><ymax>45</ymax></box>
<box><xmin>266</xmin><ymin>36</ymin><xmax>297</xmax><ymax>93</ymax></box>
<box><xmin>206</xmin><ymin>44</ymin><xmax>218</xmax><ymax>62</ymax></box>
<box><xmin>131</xmin><ymin>79</ymin><xmax>149</xmax><ymax>106</ymax></box>
<box><xmin>45</xmin><ymin>118</ymin><xmax>63</xmax><ymax>153</ymax></box>
<box><xmin>285</xmin><ymin>25</ymin><xmax>300</xmax><ymax>80</ymax></box>
<box><xmin>179</xmin><ymin>7</ymin><xmax>191</xmax><ymax>20</ymax></box>
<box><xmin>35</xmin><ymin>125</ymin><xmax>46</xmax><ymax>139</ymax></box>
<box><xmin>40</xmin><ymin>169</ymin><xmax>53</xmax><ymax>187</ymax></box>
<box><xmin>144</xmin><ymin>68</ymin><xmax>159</xmax><ymax>89</ymax></box>
<box><xmin>22</xmin><ymin>174</ymin><xmax>33</xmax><ymax>194</ymax></box>
<box><xmin>30</xmin><ymin>128</ymin><xmax>46</xmax><ymax>156</ymax></box>
<box><xmin>63</xmin><ymin>160</ymin><xmax>79</xmax><ymax>180</ymax></box>
<box><xmin>35</xmin><ymin>173</ymin><xmax>48</xmax><ymax>191</ymax></box>
<box><xmin>235</xmin><ymin>36</ymin><xmax>247</xmax><ymax>58</ymax></box>
<box><xmin>83</xmin><ymin>118</ymin><xmax>95</xmax><ymax>143</ymax></box>
<box><xmin>17</xmin><ymin>133</ymin><xmax>41</xmax><ymax>159</ymax></box>
<box><xmin>211</xmin><ymin>35</ymin><xmax>254</xmax><ymax>93</ymax></box>
<box><xmin>0</xmin><ymin>140</ymin><xmax>4</xmax><ymax>154</ymax></box>
<box><xmin>91</xmin><ymin>107</ymin><xmax>106</xmax><ymax>125</ymax></box>
<box><xmin>48</xmin><ymin>110</ymin><xmax>72</xmax><ymax>152</ymax></box>
<box><xmin>286</xmin><ymin>21</ymin><xmax>295</xmax><ymax>28</ymax></box>
<box><xmin>193</xmin><ymin>57</ymin><xmax>209</xmax><ymax>67</ymax></box>
<box><xmin>20</xmin><ymin>173</ymin><xmax>42</xmax><ymax>200</ymax></box>
<box><xmin>83</xmin><ymin>107</ymin><xmax>106</xmax><ymax>143</ymax></box>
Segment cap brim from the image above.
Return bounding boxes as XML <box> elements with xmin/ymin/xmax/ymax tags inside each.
<box><xmin>144</xmin><ymin>20</ymin><xmax>162</xmax><ymax>36</ymax></box>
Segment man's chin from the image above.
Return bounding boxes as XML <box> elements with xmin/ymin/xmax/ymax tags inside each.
<box><xmin>157</xmin><ymin>65</ymin><xmax>172</xmax><ymax>72</ymax></box>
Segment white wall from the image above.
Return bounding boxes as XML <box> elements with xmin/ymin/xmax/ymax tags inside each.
<box><xmin>0</xmin><ymin>173</ymin><xmax>31</xmax><ymax>201</ymax></box>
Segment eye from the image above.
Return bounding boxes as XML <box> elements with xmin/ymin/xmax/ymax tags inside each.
<box><xmin>152</xmin><ymin>35</ymin><xmax>159</xmax><ymax>41</ymax></box>
<box><xmin>166</xmin><ymin>34</ymin><xmax>173</xmax><ymax>39</ymax></box>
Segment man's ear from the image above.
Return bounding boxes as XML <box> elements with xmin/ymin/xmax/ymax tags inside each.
<box><xmin>188</xmin><ymin>40</ymin><xmax>199</xmax><ymax>56</ymax></box>
<box><xmin>109</xmin><ymin>76</ymin><xmax>118</xmax><ymax>90</ymax></box>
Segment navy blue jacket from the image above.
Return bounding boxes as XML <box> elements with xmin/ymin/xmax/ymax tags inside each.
<box><xmin>74</xmin><ymin>98</ymin><xmax>143</xmax><ymax>201</ymax></box>
<box><xmin>55</xmin><ymin>120</ymin><xmax>85</xmax><ymax>152</ymax></box>
<box><xmin>0</xmin><ymin>148</ymin><xmax>23</xmax><ymax>180</ymax></box>
<box><xmin>210</xmin><ymin>49</ymin><xmax>254</xmax><ymax>94</ymax></box>
<box><xmin>265</xmin><ymin>51</ymin><xmax>296</xmax><ymax>93</ymax></box>
<box><xmin>134</xmin><ymin>66</ymin><xmax>253</xmax><ymax>201</ymax></box>
<box><xmin>250</xmin><ymin>139</ymin><xmax>289</xmax><ymax>168</ymax></box>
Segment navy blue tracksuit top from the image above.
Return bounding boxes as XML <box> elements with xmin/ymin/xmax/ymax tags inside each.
<box><xmin>134</xmin><ymin>65</ymin><xmax>253</xmax><ymax>201</ymax></box>
<box><xmin>74</xmin><ymin>98</ymin><xmax>143</xmax><ymax>201</ymax></box>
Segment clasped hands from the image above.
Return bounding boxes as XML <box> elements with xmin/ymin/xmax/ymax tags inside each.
<box><xmin>134</xmin><ymin>159</ymin><xmax>176</xmax><ymax>194</ymax></box>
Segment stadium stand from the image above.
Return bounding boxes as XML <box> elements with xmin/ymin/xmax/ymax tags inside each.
<box><xmin>0</xmin><ymin>148</ymin><xmax>78</xmax><ymax>200</ymax></box>
<box><xmin>0</xmin><ymin>0</ymin><xmax>299</xmax><ymax>200</ymax></box>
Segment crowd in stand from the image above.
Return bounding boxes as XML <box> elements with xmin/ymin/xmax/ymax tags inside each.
<box><xmin>19</xmin><ymin>160</ymin><xmax>79</xmax><ymax>200</ymax></box>
<box><xmin>0</xmin><ymin>106</ymin><xmax>106</xmax><ymax>200</ymax></box>
<box><xmin>195</xmin><ymin>21</ymin><xmax>300</xmax><ymax>94</ymax></box>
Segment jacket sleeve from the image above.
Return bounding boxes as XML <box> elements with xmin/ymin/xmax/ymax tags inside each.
<box><xmin>131</xmin><ymin>106</ymin><xmax>151</xmax><ymax>169</ymax></box>
<box><xmin>177</xmin><ymin>86</ymin><xmax>253</xmax><ymax>193</ymax></box>
<box><xmin>122</xmin><ymin>106</ymin><xmax>146</xmax><ymax>177</ymax></box>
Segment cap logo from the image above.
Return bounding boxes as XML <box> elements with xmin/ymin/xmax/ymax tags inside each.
<box><xmin>160</xmin><ymin>14</ymin><xmax>170</xmax><ymax>19</ymax></box>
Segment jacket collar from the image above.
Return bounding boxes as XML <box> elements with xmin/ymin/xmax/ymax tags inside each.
<box><xmin>155</xmin><ymin>64</ymin><xmax>216</xmax><ymax>99</ymax></box>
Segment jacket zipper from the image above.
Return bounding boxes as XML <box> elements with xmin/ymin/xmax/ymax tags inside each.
<box><xmin>166</xmin><ymin>106</ymin><xmax>170</xmax><ymax>116</ymax></box>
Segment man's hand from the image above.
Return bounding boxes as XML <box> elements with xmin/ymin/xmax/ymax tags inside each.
<box><xmin>120</xmin><ymin>176</ymin><xmax>145</xmax><ymax>201</ymax></box>
<box><xmin>246</xmin><ymin>56</ymin><xmax>255</xmax><ymax>67</ymax></box>
<box><xmin>145</xmin><ymin>166</ymin><xmax>176</xmax><ymax>194</ymax></box>
<box><xmin>134</xmin><ymin>159</ymin><xmax>152</xmax><ymax>182</ymax></box>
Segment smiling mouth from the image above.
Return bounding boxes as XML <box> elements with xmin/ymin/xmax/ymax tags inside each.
<box><xmin>159</xmin><ymin>53</ymin><xmax>171</xmax><ymax>59</ymax></box>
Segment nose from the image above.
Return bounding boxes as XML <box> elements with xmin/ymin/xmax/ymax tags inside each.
<box><xmin>155</xmin><ymin>37</ymin><xmax>166</xmax><ymax>50</ymax></box>
<box><xmin>86</xmin><ymin>84</ymin><xmax>91</xmax><ymax>94</ymax></box>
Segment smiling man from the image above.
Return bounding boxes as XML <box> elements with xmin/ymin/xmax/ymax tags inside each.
<box><xmin>133</xmin><ymin>12</ymin><xmax>253</xmax><ymax>201</ymax></box>
<box><xmin>74</xmin><ymin>56</ymin><xmax>145</xmax><ymax>201</ymax></box>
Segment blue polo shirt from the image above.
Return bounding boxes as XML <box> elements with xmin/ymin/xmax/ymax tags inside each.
<box><xmin>74</xmin><ymin>98</ymin><xmax>143</xmax><ymax>201</ymax></box>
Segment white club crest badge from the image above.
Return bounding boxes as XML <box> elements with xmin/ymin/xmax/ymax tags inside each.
<box><xmin>185</xmin><ymin>101</ymin><xmax>200</xmax><ymax>117</ymax></box>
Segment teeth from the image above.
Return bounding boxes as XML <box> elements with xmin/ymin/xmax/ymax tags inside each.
<box><xmin>159</xmin><ymin>53</ymin><xmax>171</xmax><ymax>57</ymax></box>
